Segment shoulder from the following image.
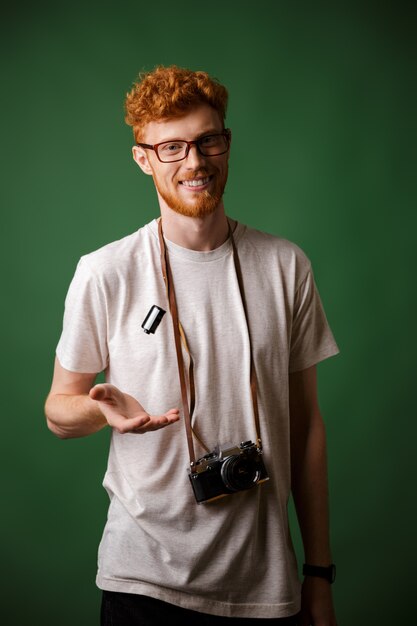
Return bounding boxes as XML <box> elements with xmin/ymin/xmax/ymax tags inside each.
<box><xmin>238</xmin><ymin>223</ymin><xmax>312</xmax><ymax>286</ymax></box>
<box><xmin>76</xmin><ymin>221</ymin><xmax>156</xmax><ymax>283</ymax></box>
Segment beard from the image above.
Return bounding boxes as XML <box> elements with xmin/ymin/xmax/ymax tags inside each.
<box><xmin>151</xmin><ymin>164</ymin><xmax>228</xmax><ymax>218</ymax></box>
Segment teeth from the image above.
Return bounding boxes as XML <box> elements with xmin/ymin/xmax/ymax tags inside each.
<box><xmin>182</xmin><ymin>176</ymin><xmax>210</xmax><ymax>188</ymax></box>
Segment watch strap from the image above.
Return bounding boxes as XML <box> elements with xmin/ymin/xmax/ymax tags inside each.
<box><xmin>303</xmin><ymin>563</ymin><xmax>336</xmax><ymax>583</ymax></box>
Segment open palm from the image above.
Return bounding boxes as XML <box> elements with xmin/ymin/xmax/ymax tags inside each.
<box><xmin>89</xmin><ymin>384</ymin><xmax>180</xmax><ymax>434</ymax></box>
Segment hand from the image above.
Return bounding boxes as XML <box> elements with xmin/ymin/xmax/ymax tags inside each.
<box><xmin>89</xmin><ymin>384</ymin><xmax>180</xmax><ymax>434</ymax></box>
<box><xmin>298</xmin><ymin>577</ymin><xmax>338</xmax><ymax>626</ymax></box>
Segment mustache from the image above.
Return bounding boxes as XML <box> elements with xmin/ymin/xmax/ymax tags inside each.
<box><xmin>177</xmin><ymin>170</ymin><xmax>212</xmax><ymax>182</ymax></box>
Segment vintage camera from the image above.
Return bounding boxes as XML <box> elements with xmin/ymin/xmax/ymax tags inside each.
<box><xmin>188</xmin><ymin>440</ymin><xmax>269</xmax><ymax>504</ymax></box>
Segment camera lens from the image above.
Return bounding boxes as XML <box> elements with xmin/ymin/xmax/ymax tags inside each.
<box><xmin>220</xmin><ymin>454</ymin><xmax>260</xmax><ymax>492</ymax></box>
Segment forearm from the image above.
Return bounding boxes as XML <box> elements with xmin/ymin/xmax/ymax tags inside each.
<box><xmin>45</xmin><ymin>392</ymin><xmax>107</xmax><ymax>439</ymax></box>
<box><xmin>291</xmin><ymin>414</ymin><xmax>332</xmax><ymax>565</ymax></box>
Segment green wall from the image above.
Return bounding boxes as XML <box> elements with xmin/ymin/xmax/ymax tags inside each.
<box><xmin>2</xmin><ymin>1</ymin><xmax>415</xmax><ymax>623</ymax></box>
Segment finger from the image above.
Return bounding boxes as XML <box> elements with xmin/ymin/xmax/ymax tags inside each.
<box><xmin>133</xmin><ymin>413</ymin><xmax>180</xmax><ymax>433</ymax></box>
<box><xmin>108</xmin><ymin>413</ymin><xmax>152</xmax><ymax>434</ymax></box>
<box><xmin>156</xmin><ymin>411</ymin><xmax>181</xmax><ymax>425</ymax></box>
<box><xmin>163</xmin><ymin>408</ymin><xmax>180</xmax><ymax>420</ymax></box>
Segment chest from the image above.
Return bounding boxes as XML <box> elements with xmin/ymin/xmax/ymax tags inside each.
<box><xmin>105</xmin><ymin>252</ymin><xmax>292</xmax><ymax>401</ymax></box>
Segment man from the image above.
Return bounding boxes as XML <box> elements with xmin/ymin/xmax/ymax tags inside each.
<box><xmin>45</xmin><ymin>66</ymin><xmax>339</xmax><ymax>625</ymax></box>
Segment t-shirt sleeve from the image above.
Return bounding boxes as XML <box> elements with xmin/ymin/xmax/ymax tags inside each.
<box><xmin>289</xmin><ymin>268</ymin><xmax>339</xmax><ymax>373</ymax></box>
<box><xmin>56</xmin><ymin>257</ymin><xmax>109</xmax><ymax>373</ymax></box>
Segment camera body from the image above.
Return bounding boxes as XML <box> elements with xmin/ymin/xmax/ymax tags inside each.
<box><xmin>188</xmin><ymin>440</ymin><xmax>269</xmax><ymax>504</ymax></box>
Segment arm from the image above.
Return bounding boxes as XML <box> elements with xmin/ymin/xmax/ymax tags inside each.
<box><xmin>289</xmin><ymin>365</ymin><xmax>337</xmax><ymax>626</ymax></box>
<box><xmin>45</xmin><ymin>357</ymin><xmax>180</xmax><ymax>439</ymax></box>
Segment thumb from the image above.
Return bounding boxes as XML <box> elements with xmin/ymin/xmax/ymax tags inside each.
<box><xmin>89</xmin><ymin>383</ymin><xmax>120</xmax><ymax>403</ymax></box>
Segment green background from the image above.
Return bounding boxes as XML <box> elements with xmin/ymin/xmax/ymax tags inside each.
<box><xmin>1</xmin><ymin>1</ymin><xmax>416</xmax><ymax>624</ymax></box>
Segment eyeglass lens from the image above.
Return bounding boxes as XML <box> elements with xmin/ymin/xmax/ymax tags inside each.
<box><xmin>157</xmin><ymin>134</ymin><xmax>229</xmax><ymax>162</ymax></box>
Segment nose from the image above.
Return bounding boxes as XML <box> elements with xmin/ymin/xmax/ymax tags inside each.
<box><xmin>185</xmin><ymin>143</ymin><xmax>206</xmax><ymax>169</ymax></box>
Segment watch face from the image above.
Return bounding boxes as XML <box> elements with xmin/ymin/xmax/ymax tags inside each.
<box><xmin>329</xmin><ymin>564</ymin><xmax>336</xmax><ymax>583</ymax></box>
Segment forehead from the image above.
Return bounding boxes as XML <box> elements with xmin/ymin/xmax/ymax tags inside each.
<box><xmin>143</xmin><ymin>104</ymin><xmax>223</xmax><ymax>143</ymax></box>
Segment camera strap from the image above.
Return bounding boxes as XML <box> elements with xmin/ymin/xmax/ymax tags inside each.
<box><xmin>157</xmin><ymin>217</ymin><xmax>262</xmax><ymax>472</ymax></box>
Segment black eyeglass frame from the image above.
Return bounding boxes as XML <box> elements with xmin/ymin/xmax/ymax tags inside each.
<box><xmin>136</xmin><ymin>129</ymin><xmax>231</xmax><ymax>163</ymax></box>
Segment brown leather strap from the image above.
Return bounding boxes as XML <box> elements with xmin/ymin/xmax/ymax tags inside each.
<box><xmin>228</xmin><ymin>225</ymin><xmax>262</xmax><ymax>449</ymax></box>
<box><xmin>158</xmin><ymin>219</ymin><xmax>197</xmax><ymax>466</ymax></box>
<box><xmin>158</xmin><ymin>218</ymin><xmax>263</xmax><ymax>471</ymax></box>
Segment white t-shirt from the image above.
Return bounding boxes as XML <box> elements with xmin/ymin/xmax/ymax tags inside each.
<box><xmin>56</xmin><ymin>219</ymin><xmax>339</xmax><ymax>619</ymax></box>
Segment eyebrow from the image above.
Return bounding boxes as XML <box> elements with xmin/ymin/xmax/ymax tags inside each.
<box><xmin>157</xmin><ymin>128</ymin><xmax>224</xmax><ymax>143</ymax></box>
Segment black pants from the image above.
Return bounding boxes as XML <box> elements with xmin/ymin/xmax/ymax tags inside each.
<box><xmin>101</xmin><ymin>591</ymin><xmax>299</xmax><ymax>625</ymax></box>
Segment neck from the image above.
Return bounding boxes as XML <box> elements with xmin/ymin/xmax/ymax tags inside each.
<box><xmin>159</xmin><ymin>203</ymin><xmax>231</xmax><ymax>251</ymax></box>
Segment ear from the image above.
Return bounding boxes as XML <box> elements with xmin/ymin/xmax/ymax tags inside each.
<box><xmin>132</xmin><ymin>145</ymin><xmax>153</xmax><ymax>176</ymax></box>
<box><xmin>227</xmin><ymin>128</ymin><xmax>232</xmax><ymax>151</ymax></box>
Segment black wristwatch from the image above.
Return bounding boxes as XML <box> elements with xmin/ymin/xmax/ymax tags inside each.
<box><xmin>303</xmin><ymin>563</ymin><xmax>336</xmax><ymax>584</ymax></box>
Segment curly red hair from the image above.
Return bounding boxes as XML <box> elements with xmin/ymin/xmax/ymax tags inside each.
<box><xmin>124</xmin><ymin>65</ymin><xmax>228</xmax><ymax>142</ymax></box>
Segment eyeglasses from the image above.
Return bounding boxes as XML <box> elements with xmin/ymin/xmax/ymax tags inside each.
<box><xmin>137</xmin><ymin>129</ymin><xmax>231</xmax><ymax>163</ymax></box>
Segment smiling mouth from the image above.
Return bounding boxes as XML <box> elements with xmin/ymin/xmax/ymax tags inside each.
<box><xmin>179</xmin><ymin>175</ymin><xmax>212</xmax><ymax>188</ymax></box>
